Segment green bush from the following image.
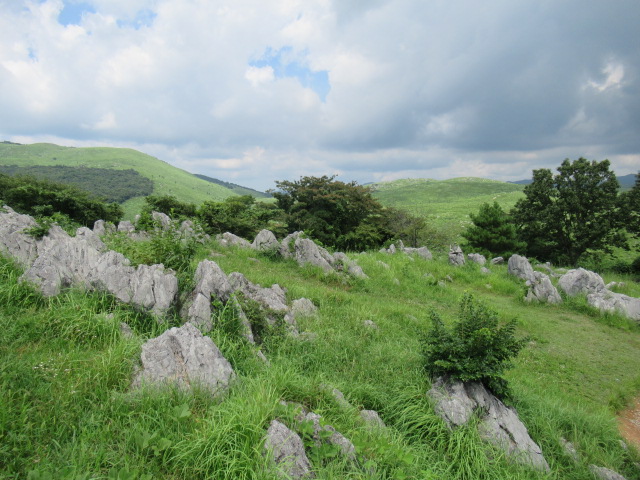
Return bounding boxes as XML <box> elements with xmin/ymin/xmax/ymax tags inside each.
<box><xmin>421</xmin><ymin>293</ymin><xmax>527</xmax><ymax>398</ymax></box>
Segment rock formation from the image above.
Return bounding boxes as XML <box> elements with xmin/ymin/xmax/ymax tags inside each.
<box><xmin>264</xmin><ymin>420</ymin><xmax>314</xmax><ymax>479</ymax></box>
<box><xmin>448</xmin><ymin>245</ymin><xmax>465</xmax><ymax>266</ymax></box>
<box><xmin>427</xmin><ymin>376</ymin><xmax>550</xmax><ymax>472</ymax></box>
<box><xmin>508</xmin><ymin>255</ymin><xmax>561</xmax><ymax>304</ymax></box>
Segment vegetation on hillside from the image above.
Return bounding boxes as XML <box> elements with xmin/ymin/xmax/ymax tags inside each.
<box><xmin>0</xmin><ymin>165</ymin><xmax>154</xmax><ymax>203</ymax></box>
<box><xmin>461</xmin><ymin>202</ymin><xmax>526</xmax><ymax>259</ymax></box>
<box><xmin>0</xmin><ymin>173</ymin><xmax>123</xmax><ymax>227</ymax></box>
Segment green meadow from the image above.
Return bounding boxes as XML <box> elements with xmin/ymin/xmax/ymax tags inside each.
<box><xmin>1</xmin><ymin>228</ymin><xmax>639</xmax><ymax>479</ymax></box>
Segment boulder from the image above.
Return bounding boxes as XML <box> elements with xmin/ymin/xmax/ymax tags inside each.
<box><xmin>264</xmin><ymin>420</ymin><xmax>314</xmax><ymax>479</ymax></box>
<box><xmin>507</xmin><ymin>255</ymin><xmax>536</xmax><ymax>282</ymax></box>
<box><xmin>558</xmin><ymin>268</ymin><xmax>606</xmax><ymax>297</ymax></box>
<box><xmin>449</xmin><ymin>245</ymin><xmax>465</xmax><ymax>266</ymax></box>
<box><xmin>491</xmin><ymin>257</ymin><xmax>505</xmax><ymax>265</ymax></box>
<box><xmin>468</xmin><ymin>253</ymin><xmax>487</xmax><ymax>265</ymax></box>
<box><xmin>132</xmin><ymin>323</ymin><xmax>235</xmax><ymax>395</ymax></box>
<box><xmin>363</xmin><ymin>319</ymin><xmax>379</xmax><ymax>329</ymax></box>
<box><xmin>279</xmin><ymin>231</ymin><xmax>303</xmax><ymax>259</ymax></box>
<box><xmin>588</xmin><ymin>291</ymin><xmax>640</xmax><ymax>322</ymax></box>
<box><xmin>151</xmin><ymin>211</ymin><xmax>171</xmax><ymax>230</ymax></box>
<box><xmin>294</xmin><ymin>238</ymin><xmax>334</xmax><ymax>272</ymax></box>
<box><xmin>182</xmin><ymin>260</ymin><xmax>233</xmax><ymax>331</ymax></box>
<box><xmin>333</xmin><ymin>252</ymin><xmax>369</xmax><ymax>279</ymax></box>
<box><xmin>296</xmin><ymin>410</ymin><xmax>356</xmax><ymax>461</ymax></box>
<box><xmin>560</xmin><ymin>437</ymin><xmax>579</xmax><ymax>463</ymax></box>
<box><xmin>404</xmin><ymin>246</ymin><xmax>433</xmax><ymax>260</ymax></box>
<box><xmin>228</xmin><ymin>272</ymin><xmax>289</xmax><ymax>314</ymax></box>
<box><xmin>117</xmin><ymin>221</ymin><xmax>135</xmax><ymax>233</ymax></box>
<box><xmin>525</xmin><ymin>272</ymin><xmax>562</xmax><ymax>304</ymax></box>
<box><xmin>252</xmin><ymin>229</ymin><xmax>280</xmax><ymax>252</ymax></box>
<box><xmin>0</xmin><ymin>206</ymin><xmax>40</xmax><ymax>267</ymax></box>
<box><xmin>219</xmin><ymin>232</ymin><xmax>251</xmax><ymax>248</ymax></box>
<box><xmin>427</xmin><ymin>377</ymin><xmax>549</xmax><ymax>472</ymax></box>
<box><xmin>589</xmin><ymin>465</ymin><xmax>628</xmax><ymax>480</ymax></box>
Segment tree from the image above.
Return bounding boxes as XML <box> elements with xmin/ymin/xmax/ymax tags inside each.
<box><xmin>462</xmin><ymin>202</ymin><xmax>525</xmax><ymax>258</ymax></box>
<box><xmin>270</xmin><ymin>175</ymin><xmax>390</xmax><ymax>250</ymax></box>
<box><xmin>511</xmin><ymin>158</ymin><xmax>625</xmax><ymax>265</ymax></box>
<box><xmin>619</xmin><ymin>172</ymin><xmax>640</xmax><ymax>240</ymax></box>
<box><xmin>421</xmin><ymin>294</ymin><xmax>527</xmax><ymax>399</ymax></box>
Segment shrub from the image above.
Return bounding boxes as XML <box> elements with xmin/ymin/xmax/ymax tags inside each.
<box><xmin>421</xmin><ymin>293</ymin><xmax>527</xmax><ymax>398</ymax></box>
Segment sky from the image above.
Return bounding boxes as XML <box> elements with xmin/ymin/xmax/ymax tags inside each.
<box><xmin>1</xmin><ymin>0</ymin><xmax>639</xmax><ymax>191</ymax></box>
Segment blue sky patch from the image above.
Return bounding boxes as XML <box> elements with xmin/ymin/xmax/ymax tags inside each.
<box><xmin>117</xmin><ymin>9</ymin><xmax>157</xmax><ymax>29</ymax></box>
<box><xmin>250</xmin><ymin>47</ymin><xmax>330</xmax><ymax>101</ymax></box>
<box><xmin>58</xmin><ymin>1</ymin><xmax>96</xmax><ymax>26</ymax></box>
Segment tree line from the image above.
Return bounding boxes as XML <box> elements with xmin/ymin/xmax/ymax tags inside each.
<box><xmin>462</xmin><ymin>158</ymin><xmax>640</xmax><ymax>268</ymax></box>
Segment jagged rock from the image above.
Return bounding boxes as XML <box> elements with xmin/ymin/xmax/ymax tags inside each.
<box><xmin>468</xmin><ymin>253</ymin><xmax>487</xmax><ymax>265</ymax></box>
<box><xmin>280</xmin><ymin>231</ymin><xmax>303</xmax><ymax>259</ymax></box>
<box><xmin>560</xmin><ymin>437</ymin><xmax>579</xmax><ymax>462</ymax></box>
<box><xmin>449</xmin><ymin>245</ymin><xmax>465</xmax><ymax>266</ymax></box>
<box><xmin>117</xmin><ymin>220</ymin><xmax>135</xmax><ymax>233</ymax></box>
<box><xmin>558</xmin><ymin>268</ymin><xmax>607</xmax><ymax>296</ymax></box>
<box><xmin>132</xmin><ymin>323</ymin><xmax>235</xmax><ymax>394</ymax></box>
<box><xmin>587</xmin><ymin>291</ymin><xmax>640</xmax><ymax>322</ymax></box>
<box><xmin>333</xmin><ymin>252</ymin><xmax>368</xmax><ymax>279</ymax></box>
<box><xmin>508</xmin><ymin>255</ymin><xmax>561</xmax><ymax>304</ymax></box>
<box><xmin>228</xmin><ymin>272</ymin><xmax>289</xmax><ymax>313</ymax></box>
<box><xmin>252</xmin><ymin>229</ymin><xmax>280</xmax><ymax>252</ymax></box>
<box><xmin>151</xmin><ymin>211</ymin><xmax>171</xmax><ymax>230</ymax></box>
<box><xmin>491</xmin><ymin>257</ymin><xmax>505</xmax><ymax>265</ymax></box>
<box><xmin>508</xmin><ymin>255</ymin><xmax>536</xmax><ymax>282</ymax></box>
<box><xmin>404</xmin><ymin>246</ymin><xmax>433</xmax><ymax>260</ymax></box>
<box><xmin>264</xmin><ymin>420</ymin><xmax>314</xmax><ymax>479</ymax></box>
<box><xmin>360</xmin><ymin>410</ymin><xmax>385</xmax><ymax>428</ymax></box>
<box><xmin>525</xmin><ymin>271</ymin><xmax>562</xmax><ymax>304</ymax></box>
<box><xmin>296</xmin><ymin>410</ymin><xmax>356</xmax><ymax>461</ymax></box>
<box><xmin>93</xmin><ymin>219</ymin><xmax>106</xmax><ymax>236</ymax></box>
<box><xmin>0</xmin><ymin>206</ymin><xmax>40</xmax><ymax>266</ymax></box>
<box><xmin>76</xmin><ymin>226</ymin><xmax>106</xmax><ymax>251</ymax></box>
<box><xmin>427</xmin><ymin>377</ymin><xmax>550</xmax><ymax>472</ymax></box>
<box><xmin>294</xmin><ymin>238</ymin><xmax>334</xmax><ymax>272</ymax></box>
<box><xmin>219</xmin><ymin>232</ymin><xmax>251</xmax><ymax>248</ymax></box>
<box><xmin>589</xmin><ymin>465</ymin><xmax>628</xmax><ymax>480</ymax></box>
<box><xmin>283</xmin><ymin>298</ymin><xmax>318</xmax><ymax>336</ymax></box>
<box><xmin>329</xmin><ymin>387</ymin><xmax>353</xmax><ymax>410</ymax></box>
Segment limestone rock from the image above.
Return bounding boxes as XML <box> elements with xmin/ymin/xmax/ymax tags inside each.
<box><xmin>508</xmin><ymin>255</ymin><xmax>536</xmax><ymax>282</ymax></box>
<box><xmin>404</xmin><ymin>246</ymin><xmax>433</xmax><ymax>260</ymax></box>
<box><xmin>588</xmin><ymin>291</ymin><xmax>640</xmax><ymax>322</ymax></box>
<box><xmin>360</xmin><ymin>410</ymin><xmax>386</xmax><ymax>428</ymax></box>
<box><xmin>117</xmin><ymin>221</ymin><xmax>135</xmax><ymax>233</ymax></box>
<box><xmin>228</xmin><ymin>272</ymin><xmax>288</xmax><ymax>313</ymax></box>
<box><xmin>468</xmin><ymin>253</ymin><xmax>487</xmax><ymax>265</ymax></box>
<box><xmin>132</xmin><ymin>323</ymin><xmax>235</xmax><ymax>395</ymax></box>
<box><xmin>449</xmin><ymin>245</ymin><xmax>465</xmax><ymax>266</ymax></box>
<box><xmin>427</xmin><ymin>377</ymin><xmax>549</xmax><ymax>472</ymax></box>
<box><xmin>491</xmin><ymin>257</ymin><xmax>505</xmax><ymax>265</ymax></box>
<box><xmin>363</xmin><ymin>319</ymin><xmax>379</xmax><ymax>329</ymax></box>
<box><xmin>589</xmin><ymin>465</ymin><xmax>628</xmax><ymax>480</ymax></box>
<box><xmin>252</xmin><ymin>229</ymin><xmax>280</xmax><ymax>252</ymax></box>
<box><xmin>151</xmin><ymin>211</ymin><xmax>171</xmax><ymax>230</ymax></box>
<box><xmin>558</xmin><ymin>268</ymin><xmax>606</xmax><ymax>297</ymax></box>
<box><xmin>297</xmin><ymin>411</ymin><xmax>356</xmax><ymax>461</ymax></box>
<box><xmin>294</xmin><ymin>238</ymin><xmax>334</xmax><ymax>272</ymax></box>
<box><xmin>264</xmin><ymin>420</ymin><xmax>314</xmax><ymax>479</ymax></box>
<box><xmin>559</xmin><ymin>437</ymin><xmax>579</xmax><ymax>463</ymax></box>
<box><xmin>219</xmin><ymin>232</ymin><xmax>251</xmax><ymax>248</ymax></box>
<box><xmin>525</xmin><ymin>272</ymin><xmax>562</xmax><ymax>304</ymax></box>
<box><xmin>0</xmin><ymin>206</ymin><xmax>39</xmax><ymax>266</ymax></box>
<box><xmin>333</xmin><ymin>252</ymin><xmax>368</xmax><ymax>279</ymax></box>
<box><xmin>280</xmin><ymin>231</ymin><xmax>303</xmax><ymax>259</ymax></box>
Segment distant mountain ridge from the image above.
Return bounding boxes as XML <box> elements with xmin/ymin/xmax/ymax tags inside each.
<box><xmin>193</xmin><ymin>174</ymin><xmax>271</xmax><ymax>198</ymax></box>
<box><xmin>509</xmin><ymin>173</ymin><xmax>637</xmax><ymax>189</ymax></box>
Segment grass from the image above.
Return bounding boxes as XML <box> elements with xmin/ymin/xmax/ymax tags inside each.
<box><xmin>1</xmin><ymin>232</ymin><xmax>640</xmax><ymax>479</ymax></box>
<box><xmin>0</xmin><ymin>143</ymin><xmax>239</xmax><ymax>219</ymax></box>
<box><xmin>370</xmin><ymin>177</ymin><xmax>525</xmax><ymax>241</ymax></box>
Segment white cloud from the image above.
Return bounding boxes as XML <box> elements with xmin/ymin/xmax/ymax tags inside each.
<box><xmin>0</xmin><ymin>0</ymin><xmax>638</xmax><ymax>190</ymax></box>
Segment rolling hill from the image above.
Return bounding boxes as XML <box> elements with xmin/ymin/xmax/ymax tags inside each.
<box><xmin>0</xmin><ymin>142</ymin><xmax>249</xmax><ymax>218</ymax></box>
<box><xmin>370</xmin><ymin>177</ymin><xmax>525</xmax><ymax>239</ymax></box>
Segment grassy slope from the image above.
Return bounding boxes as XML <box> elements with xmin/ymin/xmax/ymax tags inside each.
<box><xmin>0</xmin><ymin>143</ymin><xmax>238</xmax><ymax>218</ymax></box>
<box><xmin>2</xmin><ymin>233</ymin><xmax>639</xmax><ymax>479</ymax></box>
<box><xmin>371</xmin><ymin>177</ymin><xmax>525</xmax><ymax>239</ymax></box>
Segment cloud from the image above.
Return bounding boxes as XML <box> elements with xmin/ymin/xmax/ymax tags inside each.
<box><xmin>0</xmin><ymin>0</ymin><xmax>639</xmax><ymax>191</ymax></box>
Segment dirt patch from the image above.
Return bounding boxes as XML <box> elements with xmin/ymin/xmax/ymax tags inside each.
<box><xmin>618</xmin><ymin>395</ymin><xmax>640</xmax><ymax>452</ymax></box>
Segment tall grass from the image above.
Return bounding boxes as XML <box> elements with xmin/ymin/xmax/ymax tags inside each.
<box><xmin>1</xmin><ymin>239</ymin><xmax>639</xmax><ymax>479</ymax></box>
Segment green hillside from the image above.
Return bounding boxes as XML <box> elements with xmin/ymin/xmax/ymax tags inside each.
<box><xmin>0</xmin><ymin>143</ymin><xmax>239</xmax><ymax>218</ymax></box>
<box><xmin>371</xmin><ymin>177</ymin><xmax>525</xmax><ymax>239</ymax></box>
<box><xmin>194</xmin><ymin>173</ymin><xmax>271</xmax><ymax>198</ymax></box>
<box><xmin>1</xmin><ymin>225</ymin><xmax>639</xmax><ymax>478</ymax></box>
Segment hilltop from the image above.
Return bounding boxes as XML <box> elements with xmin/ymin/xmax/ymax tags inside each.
<box><xmin>370</xmin><ymin>177</ymin><xmax>525</xmax><ymax>240</ymax></box>
<box><xmin>0</xmin><ymin>142</ymin><xmax>260</xmax><ymax>218</ymax></box>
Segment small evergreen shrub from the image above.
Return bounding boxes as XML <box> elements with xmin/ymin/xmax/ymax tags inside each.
<box><xmin>421</xmin><ymin>293</ymin><xmax>527</xmax><ymax>398</ymax></box>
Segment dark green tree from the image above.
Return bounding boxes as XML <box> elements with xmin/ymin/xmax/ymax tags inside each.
<box><xmin>512</xmin><ymin>158</ymin><xmax>625</xmax><ymax>265</ymax></box>
<box><xmin>619</xmin><ymin>172</ymin><xmax>640</xmax><ymax>240</ymax></box>
<box><xmin>462</xmin><ymin>202</ymin><xmax>525</xmax><ymax>258</ymax></box>
<box><xmin>270</xmin><ymin>175</ymin><xmax>390</xmax><ymax>250</ymax></box>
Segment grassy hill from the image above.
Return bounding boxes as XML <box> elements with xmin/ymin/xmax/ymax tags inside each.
<box><xmin>0</xmin><ymin>143</ymin><xmax>240</xmax><ymax>218</ymax></box>
<box><xmin>194</xmin><ymin>173</ymin><xmax>271</xmax><ymax>198</ymax></box>
<box><xmin>1</xmin><ymin>226</ymin><xmax>639</xmax><ymax>479</ymax></box>
<box><xmin>371</xmin><ymin>177</ymin><xmax>525</xmax><ymax>240</ymax></box>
